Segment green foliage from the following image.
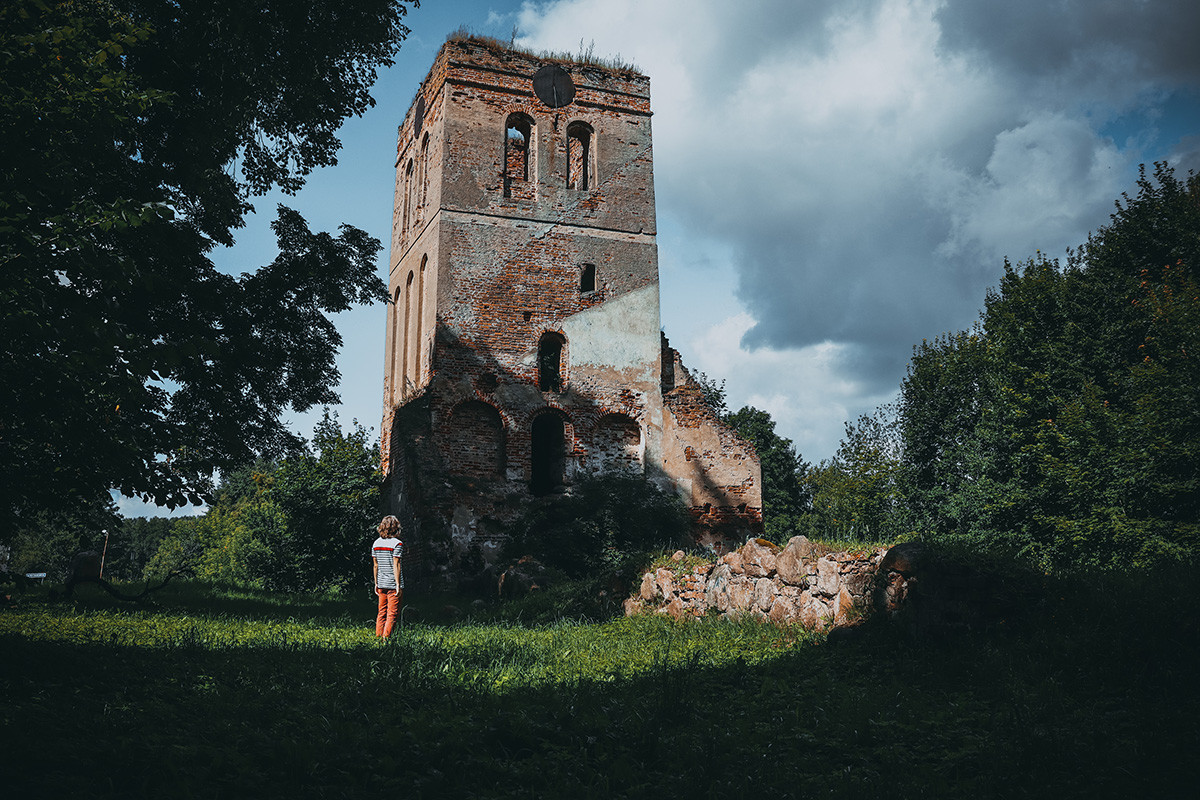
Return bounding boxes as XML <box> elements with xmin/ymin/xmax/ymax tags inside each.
<box><xmin>693</xmin><ymin>371</ymin><xmax>729</xmax><ymax>417</ymax></box>
<box><xmin>898</xmin><ymin>164</ymin><xmax>1200</xmax><ymax>571</ymax></box>
<box><xmin>269</xmin><ymin>414</ymin><xmax>382</xmax><ymax>593</ymax></box>
<box><xmin>897</xmin><ymin>331</ymin><xmax>989</xmax><ymax>539</ymax></box>
<box><xmin>504</xmin><ymin>475</ymin><xmax>692</xmax><ymax>579</ymax></box>
<box><xmin>807</xmin><ymin>408</ymin><xmax>903</xmax><ymax>543</ymax></box>
<box><xmin>724</xmin><ymin>406</ymin><xmax>812</xmax><ymax>539</ymax></box>
<box><xmin>144</xmin><ymin>412</ymin><xmax>381</xmax><ymax>592</ymax></box>
<box><xmin>103</xmin><ymin>516</ymin><xmax>178</xmax><ymax>582</ymax></box>
<box><xmin>6</xmin><ymin>500</ymin><xmax>121</xmax><ymax>580</ymax></box>
<box><xmin>646</xmin><ymin>550</ymin><xmax>713</xmax><ymax>574</ymax></box>
<box><xmin>0</xmin><ymin>0</ymin><xmax>416</xmax><ymax>532</ymax></box>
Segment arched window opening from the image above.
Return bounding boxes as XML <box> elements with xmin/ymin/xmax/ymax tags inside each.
<box><xmin>401</xmin><ymin>270</ymin><xmax>414</xmax><ymax>396</ymax></box>
<box><xmin>531</xmin><ymin>413</ymin><xmax>566</xmax><ymax>496</ymax></box>
<box><xmin>594</xmin><ymin>414</ymin><xmax>642</xmax><ymax>475</ymax></box>
<box><xmin>567</xmin><ymin>122</ymin><xmax>593</xmax><ymax>190</ymax></box>
<box><xmin>504</xmin><ymin>114</ymin><xmax>533</xmax><ymax>198</ymax></box>
<box><xmin>390</xmin><ymin>286</ymin><xmax>403</xmax><ymax>403</ymax></box>
<box><xmin>579</xmin><ymin>263</ymin><xmax>596</xmax><ymax>293</ymax></box>
<box><xmin>537</xmin><ymin>332</ymin><xmax>565</xmax><ymax>393</ymax></box>
<box><xmin>402</xmin><ymin>160</ymin><xmax>414</xmax><ymax>236</ymax></box>
<box><xmin>419</xmin><ymin>134</ymin><xmax>430</xmax><ymax>209</ymax></box>
<box><xmin>410</xmin><ymin>256</ymin><xmax>426</xmax><ymax>387</ymax></box>
<box><xmin>446</xmin><ymin>401</ymin><xmax>506</xmax><ymax>477</ymax></box>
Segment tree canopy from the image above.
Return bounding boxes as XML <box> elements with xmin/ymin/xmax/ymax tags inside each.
<box><xmin>898</xmin><ymin>163</ymin><xmax>1200</xmax><ymax>571</ymax></box>
<box><xmin>703</xmin><ymin>163</ymin><xmax>1199</xmax><ymax>572</ymax></box>
<box><xmin>0</xmin><ymin>0</ymin><xmax>418</xmax><ymax>533</ymax></box>
<box><xmin>807</xmin><ymin>408</ymin><xmax>902</xmax><ymax>544</ymax></box>
<box><xmin>144</xmin><ymin>412</ymin><xmax>381</xmax><ymax>593</ymax></box>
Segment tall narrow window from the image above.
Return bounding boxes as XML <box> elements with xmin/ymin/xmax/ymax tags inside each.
<box><xmin>504</xmin><ymin>113</ymin><xmax>533</xmax><ymax>199</ymax></box>
<box><xmin>567</xmin><ymin>121</ymin><xmax>593</xmax><ymax>190</ymax></box>
<box><xmin>406</xmin><ymin>160</ymin><xmax>417</xmax><ymax>234</ymax></box>
<box><xmin>412</xmin><ymin>256</ymin><xmax>426</xmax><ymax>386</ymax></box>
<box><xmin>419</xmin><ymin>134</ymin><xmax>430</xmax><ymax>210</ymax></box>
<box><xmin>401</xmin><ymin>160</ymin><xmax>414</xmax><ymax>236</ymax></box>
<box><xmin>531</xmin><ymin>413</ymin><xmax>566</xmax><ymax>496</ymax></box>
<box><xmin>401</xmin><ymin>270</ymin><xmax>413</xmax><ymax>395</ymax></box>
<box><xmin>537</xmin><ymin>332</ymin><xmax>565</xmax><ymax>393</ymax></box>
<box><xmin>390</xmin><ymin>286</ymin><xmax>403</xmax><ymax>403</ymax></box>
<box><xmin>579</xmin><ymin>263</ymin><xmax>596</xmax><ymax>293</ymax></box>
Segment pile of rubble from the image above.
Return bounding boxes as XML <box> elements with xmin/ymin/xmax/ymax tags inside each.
<box><xmin>626</xmin><ymin>536</ymin><xmax>887</xmax><ymax>628</ymax></box>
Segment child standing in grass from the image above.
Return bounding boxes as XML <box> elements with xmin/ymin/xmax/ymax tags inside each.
<box><xmin>371</xmin><ymin>516</ymin><xmax>404</xmax><ymax>637</ymax></box>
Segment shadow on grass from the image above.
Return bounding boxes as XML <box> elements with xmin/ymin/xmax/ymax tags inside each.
<box><xmin>3</xmin><ymin>570</ymin><xmax>1198</xmax><ymax>799</ymax></box>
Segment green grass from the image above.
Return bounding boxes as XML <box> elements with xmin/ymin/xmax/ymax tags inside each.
<box><xmin>2</xmin><ymin>576</ymin><xmax>1197</xmax><ymax>798</ymax></box>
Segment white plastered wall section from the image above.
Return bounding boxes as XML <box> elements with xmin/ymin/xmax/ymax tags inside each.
<box><xmin>559</xmin><ymin>282</ymin><xmax>665</xmax><ymax>477</ymax></box>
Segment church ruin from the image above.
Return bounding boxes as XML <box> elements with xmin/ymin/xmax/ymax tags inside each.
<box><xmin>381</xmin><ymin>37</ymin><xmax>762</xmax><ymax>584</ymax></box>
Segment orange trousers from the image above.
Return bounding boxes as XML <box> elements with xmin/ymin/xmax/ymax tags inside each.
<box><xmin>376</xmin><ymin>588</ymin><xmax>401</xmax><ymax>637</ymax></box>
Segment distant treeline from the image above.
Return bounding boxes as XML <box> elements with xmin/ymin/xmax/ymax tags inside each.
<box><xmin>6</xmin><ymin>413</ymin><xmax>380</xmax><ymax>593</ymax></box>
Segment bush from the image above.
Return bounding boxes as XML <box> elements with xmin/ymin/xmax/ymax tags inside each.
<box><xmin>503</xmin><ymin>476</ymin><xmax>692</xmax><ymax>579</ymax></box>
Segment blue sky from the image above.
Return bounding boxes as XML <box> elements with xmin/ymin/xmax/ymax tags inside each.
<box><xmin>117</xmin><ymin>0</ymin><xmax>1200</xmax><ymax>516</ymax></box>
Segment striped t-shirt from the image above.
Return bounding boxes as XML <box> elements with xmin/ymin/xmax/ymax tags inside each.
<box><xmin>372</xmin><ymin>536</ymin><xmax>404</xmax><ymax>590</ymax></box>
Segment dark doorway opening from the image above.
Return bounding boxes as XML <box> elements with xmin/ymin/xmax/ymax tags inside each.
<box><xmin>530</xmin><ymin>414</ymin><xmax>565</xmax><ymax>496</ymax></box>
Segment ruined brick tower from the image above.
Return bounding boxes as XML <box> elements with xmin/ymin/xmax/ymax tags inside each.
<box><xmin>382</xmin><ymin>37</ymin><xmax>761</xmax><ymax>584</ymax></box>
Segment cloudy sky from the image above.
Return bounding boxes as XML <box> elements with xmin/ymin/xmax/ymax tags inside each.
<box><xmin>120</xmin><ymin>0</ymin><xmax>1200</xmax><ymax>516</ymax></box>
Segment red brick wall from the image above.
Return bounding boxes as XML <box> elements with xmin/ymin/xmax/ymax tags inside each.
<box><xmin>381</xmin><ymin>40</ymin><xmax>762</xmax><ymax>585</ymax></box>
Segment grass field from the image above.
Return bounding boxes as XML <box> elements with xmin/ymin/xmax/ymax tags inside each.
<box><xmin>2</xmin><ymin>576</ymin><xmax>1197</xmax><ymax>798</ymax></box>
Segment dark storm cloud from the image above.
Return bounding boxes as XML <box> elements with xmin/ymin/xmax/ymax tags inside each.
<box><xmin>936</xmin><ymin>0</ymin><xmax>1200</xmax><ymax>94</ymax></box>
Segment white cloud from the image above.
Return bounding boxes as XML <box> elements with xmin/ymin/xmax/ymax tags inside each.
<box><xmin>676</xmin><ymin>312</ymin><xmax>896</xmax><ymax>461</ymax></box>
<box><xmin>935</xmin><ymin>114</ymin><xmax>1130</xmax><ymax>264</ymax></box>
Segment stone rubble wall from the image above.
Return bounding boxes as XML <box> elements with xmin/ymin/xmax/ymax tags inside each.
<box><xmin>625</xmin><ymin>536</ymin><xmax>887</xmax><ymax>628</ymax></box>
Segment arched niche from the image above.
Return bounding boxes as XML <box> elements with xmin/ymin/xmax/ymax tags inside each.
<box><xmin>503</xmin><ymin>112</ymin><xmax>535</xmax><ymax>199</ymax></box>
<box><xmin>444</xmin><ymin>401</ymin><xmax>506</xmax><ymax>477</ymax></box>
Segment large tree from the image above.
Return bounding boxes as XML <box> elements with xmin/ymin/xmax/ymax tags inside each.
<box><xmin>0</xmin><ymin>0</ymin><xmax>417</xmax><ymax>532</ymax></box>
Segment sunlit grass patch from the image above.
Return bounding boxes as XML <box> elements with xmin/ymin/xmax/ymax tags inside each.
<box><xmin>1</xmin><ymin>592</ymin><xmax>819</xmax><ymax>693</ymax></box>
<box><xmin>3</xmin><ymin>573</ymin><xmax>1196</xmax><ymax>799</ymax></box>
<box><xmin>0</xmin><ymin>605</ymin><xmax>377</xmax><ymax>651</ymax></box>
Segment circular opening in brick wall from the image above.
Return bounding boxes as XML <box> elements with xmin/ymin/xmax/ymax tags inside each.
<box><xmin>479</xmin><ymin>372</ymin><xmax>498</xmax><ymax>392</ymax></box>
<box><xmin>523</xmin><ymin>311</ymin><xmax>532</xmax><ymax>321</ymax></box>
<box><xmin>533</xmin><ymin>64</ymin><xmax>575</xmax><ymax>108</ymax></box>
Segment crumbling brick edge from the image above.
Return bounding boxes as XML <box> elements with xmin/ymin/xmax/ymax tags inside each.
<box><xmin>625</xmin><ymin>536</ymin><xmax>886</xmax><ymax>629</ymax></box>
